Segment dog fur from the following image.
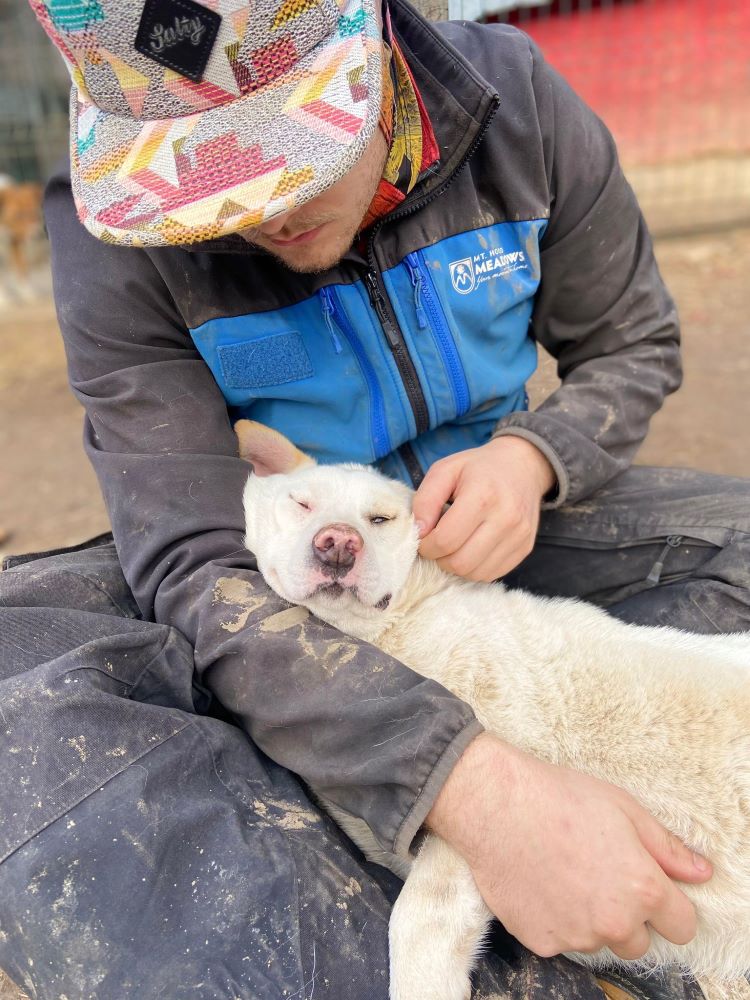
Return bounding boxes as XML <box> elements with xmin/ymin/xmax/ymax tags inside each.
<box><xmin>236</xmin><ymin>419</ymin><xmax>750</xmax><ymax>1000</ymax></box>
<box><xmin>0</xmin><ymin>176</ymin><xmax>43</xmax><ymax>285</ymax></box>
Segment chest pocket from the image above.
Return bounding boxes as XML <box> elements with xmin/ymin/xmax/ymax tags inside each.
<box><xmin>217</xmin><ymin>331</ymin><xmax>314</xmax><ymax>389</ymax></box>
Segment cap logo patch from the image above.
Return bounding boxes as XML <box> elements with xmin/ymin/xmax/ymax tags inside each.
<box><xmin>135</xmin><ymin>0</ymin><xmax>221</xmax><ymax>82</ymax></box>
<box><xmin>149</xmin><ymin>17</ymin><xmax>206</xmax><ymax>53</ymax></box>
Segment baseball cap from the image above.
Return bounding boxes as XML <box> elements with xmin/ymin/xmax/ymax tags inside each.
<box><xmin>28</xmin><ymin>0</ymin><xmax>384</xmax><ymax>247</ymax></box>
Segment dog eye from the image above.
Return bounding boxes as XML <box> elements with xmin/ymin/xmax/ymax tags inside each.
<box><xmin>289</xmin><ymin>495</ymin><xmax>311</xmax><ymax>511</ymax></box>
<box><xmin>369</xmin><ymin>515</ymin><xmax>392</xmax><ymax>525</ymax></box>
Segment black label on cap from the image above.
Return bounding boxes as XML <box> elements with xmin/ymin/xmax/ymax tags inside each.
<box><xmin>135</xmin><ymin>0</ymin><xmax>221</xmax><ymax>82</ymax></box>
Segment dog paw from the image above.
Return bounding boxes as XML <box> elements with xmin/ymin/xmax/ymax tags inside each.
<box><xmin>389</xmin><ymin>973</ymin><xmax>471</xmax><ymax>1000</ymax></box>
<box><xmin>389</xmin><ymin>949</ymin><xmax>472</xmax><ymax>1000</ymax></box>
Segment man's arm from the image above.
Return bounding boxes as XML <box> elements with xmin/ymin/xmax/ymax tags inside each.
<box><xmin>415</xmin><ymin>34</ymin><xmax>681</xmax><ymax>579</ymax></box>
<box><xmin>493</xmin><ymin>37</ymin><xmax>682</xmax><ymax>508</ymax></box>
<box><xmin>44</xmin><ymin>169</ymin><xmax>483</xmax><ymax>862</ymax></box>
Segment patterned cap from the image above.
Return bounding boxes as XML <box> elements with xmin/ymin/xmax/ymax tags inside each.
<box><xmin>29</xmin><ymin>0</ymin><xmax>384</xmax><ymax>246</ymax></box>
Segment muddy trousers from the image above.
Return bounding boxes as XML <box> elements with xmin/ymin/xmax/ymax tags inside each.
<box><xmin>0</xmin><ymin>466</ymin><xmax>748</xmax><ymax>1000</ymax></box>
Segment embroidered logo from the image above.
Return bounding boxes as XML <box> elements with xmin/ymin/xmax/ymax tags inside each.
<box><xmin>149</xmin><ymin>17</ymin><xmax>206</xmax><ymax>53</ymax></box>
<box><xmin>450</xmin><ymin>246</ymin><xmax>528</xmax><ymax>294</ymax></box>
<box><xmin>135</xmin><ymin>0</ymin><xmax>221</xmax><ymax>82</ymax></box>
<box><xmin>449</xmin><ymin>258</ymin><xmax>475</xmax><ymax>295</ymax></box>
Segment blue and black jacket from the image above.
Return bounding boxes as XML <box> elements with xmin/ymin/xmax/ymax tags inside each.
<box><xmin>45</xmin><ymin>0</ymin><xmax>680</xmax><ymax>861</ymax></box>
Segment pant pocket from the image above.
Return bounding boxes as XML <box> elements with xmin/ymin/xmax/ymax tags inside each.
<box><xmin>509</xmin><ymin>531</ymin><xmax>723</xmax><ymax>607</ymax></box>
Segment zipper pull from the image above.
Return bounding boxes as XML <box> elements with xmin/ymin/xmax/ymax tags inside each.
<box><xmin>405</xmin><ymin>253</ymin><xmax>429</xmax><ymax>330</ymax></box>
<box><xmin>364</xmin><ymin>271</ymin><xmax>400</xmax><ymax>348</ymax></box>
<box><xmin>320</xmin><ymin>287</ymin><xmax>343</xmax><ymax>354</ymax></box>
<box><xmin>646</xmin><ymin>535</ymin><xmax>684</xmax><ymax>586</ymax></box>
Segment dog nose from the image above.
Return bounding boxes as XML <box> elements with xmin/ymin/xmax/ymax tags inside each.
<box><xmin>312</xmin><ymin>524</ymin><xmax>363</xmax><ymax>574</ymax></box>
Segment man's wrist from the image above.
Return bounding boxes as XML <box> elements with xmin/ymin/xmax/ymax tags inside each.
<box><xmin>424</xmin><ymin>732</ymin><xmax>522</xmax><ymax>863</ymax></box>
<box><xmin>485</xmin><ymin>434</ymin><xmax>556</xmax><ymax>499</ymax></box>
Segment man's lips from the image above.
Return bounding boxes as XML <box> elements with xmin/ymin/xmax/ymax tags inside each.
<box><xmin>269</xmin><ymin>223</ymin><xmax>328</xmax><ymax>247</ymax></box>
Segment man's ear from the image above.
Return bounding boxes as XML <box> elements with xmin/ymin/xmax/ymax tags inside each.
<box><xmin>234</xmin><ymin>420</ymin><xmax>316</xmax><ymax>477</ymax></box>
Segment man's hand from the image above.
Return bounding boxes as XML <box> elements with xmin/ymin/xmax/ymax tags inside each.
<box><xmin>426</xmin><ymin>734</ymin><xmax>713</xmax><ymax>960</ymax></box>
<box><xmin>413</xmin><ymin>435</ymin><xmax>556</xmax><ymax>581</ymax></box>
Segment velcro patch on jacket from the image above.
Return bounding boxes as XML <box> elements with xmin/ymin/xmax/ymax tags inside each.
<box><xmin>218</xmin><ymin>332</ymin><xmax>314</xmax><ymax>388</ymax></box>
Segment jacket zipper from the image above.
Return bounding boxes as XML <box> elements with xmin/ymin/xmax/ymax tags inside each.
<box><xmin>364</xmin><ymin>268</ymin><xmax>429</xmax><ymax>436</ymax></box>
<box><xmin>319</xmin><ymin>287</ymin><xmax>392</xmax><ymax>460</ymax></box>
<box><xmin>364</xmin><ymin>93</ymin><xmax>501</xmax><ymax>439</ymax></box>
<box><xmin>405</xmin><ymin>251</ymin><xmax>471</xmax><ymax>418</ymax></box>
<box><xmin>646</xmin><ymin>535</ymin><xmax>684</xmax><ymax>586</ymax></box>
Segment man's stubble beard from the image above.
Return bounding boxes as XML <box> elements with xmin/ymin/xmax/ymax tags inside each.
<box><xmin>259</xmin><ymin>219</ymin><xmax>362</xmax><ymax>275</ymax></box>
<box><xmin>245</xmin><ymin>203</ymin><xmax>366</xmax><ymax>275</ymax></box>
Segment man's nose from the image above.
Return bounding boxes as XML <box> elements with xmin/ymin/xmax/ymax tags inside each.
<box><xmin>312</xmin><ymin>524</ymin><xmax>364</xmax><ymax>575</ymax></box>
<box><xmin>257</xmin><ymin>209</ymin><xmax>296</xmax><ymax>236</ymax></box>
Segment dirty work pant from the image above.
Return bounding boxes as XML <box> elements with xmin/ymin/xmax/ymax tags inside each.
<box><xmin>0</xmin><ymin>466</ymin><xmax>748</xmax><ymax>1000</ymax></box>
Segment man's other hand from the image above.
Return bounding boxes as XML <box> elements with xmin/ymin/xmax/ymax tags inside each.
<box><xmin>426</xmin><ymin>734</ymin><xmax>713</xmax><ymax>961</ymax></box>
<box><xmin>413</xmin><ymin>435</ymin><xmax>556</xmax><ymax>581</ymax></box>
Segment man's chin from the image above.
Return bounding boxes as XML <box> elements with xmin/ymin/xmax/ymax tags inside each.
<box><xmin>269</xmin><ymin>241</ymin><xmax>352</xmax><ymax>275</ymax></box>
<box><xmin>242</xmin><ymin>227</ymin><xmax>356</xmax><ymax>274</ymax></box>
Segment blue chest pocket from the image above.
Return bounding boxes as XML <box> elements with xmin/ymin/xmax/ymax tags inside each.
<box><xmin>423</xmin><ymin>220</ymin><xmax>546</xmax><ymax>409</ymax></box>
<box><xmin>383</xmin><ymin>219</ymin><xmax>546</xmax><ymax>439</ymax></box>
<box><xmin>217</xmin><ymin>331</ymin><xmax>314</xmax><ymax>389</ymax></box>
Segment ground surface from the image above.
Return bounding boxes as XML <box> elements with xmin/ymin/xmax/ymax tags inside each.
<box><xmin>2</xmin><ymin>226</ymin><xmax>749</xmax><ymax>563</ymax></box>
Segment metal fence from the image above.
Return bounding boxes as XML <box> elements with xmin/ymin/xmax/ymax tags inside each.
<box><xmin>0</xmin><ymin>0</ymin><xmax>69</xmax><ymax>185</ymax></box>
<box><xmin>1</xmin><ymin>0</ymin><xmax>749</xmax><ymax>236</ymax></box>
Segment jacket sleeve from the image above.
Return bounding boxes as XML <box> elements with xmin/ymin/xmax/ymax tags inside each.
<box><xmin>44</xmin><ymin>171</ymin><xmax>483</xmax><ymax>861</ymax></box>
<box><xmin>492</xmin><ymin>38</ymin><xmax>682</xmax><ymax>507</ymax></box>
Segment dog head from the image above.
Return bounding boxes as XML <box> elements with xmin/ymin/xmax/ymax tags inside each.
<box><xmin>237</xmin><ymin>420</ymin><xmax>419</xmax><ymax>631</ymax></box>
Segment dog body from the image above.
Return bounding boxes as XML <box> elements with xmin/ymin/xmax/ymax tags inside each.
<box><xmin>0</xmin><ymin>176</ymin><xmax>43</xmax><ymax>286</ymax></box>
<box><xmin>237</xmin><ymin>420</ymin><xmax>750</xmax><ymax>999</ymax></box>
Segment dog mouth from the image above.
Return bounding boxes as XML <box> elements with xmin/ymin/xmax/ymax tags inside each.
<box><xmin>314</xmin><ymin>581</ymin><xmax>392</xmax><ymax>611</ymax></box>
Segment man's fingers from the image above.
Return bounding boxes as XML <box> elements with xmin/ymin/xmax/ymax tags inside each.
<box><xmin>641</xmin><ymin>866</ymin><xmax>698</xmax><ymax>946</ymax></box>
<box><xmin>412</xmin><ymin>460</ymin><xmax>460</xmax><ymax>539</ymax></box>
<box><xmin>434</xmin><ymin>521</ymin><xmax>498</xmax><ymax>578</ymax></box>
<box><xmin>622</xmin><ymin>805</ymin><xmax>702</xmax><ymax>948</ymax></box>
<box><xmin>627</xmin><ymin>803</ymin><xmax>712</xmax><ymax>884</ymax></box>
<box><xmin>418</xmin><ymin>491</ymin><xmax>486</xmax><ymax>560</ymax></box>
<box><xmin>468</xmin><ymin>534</ymin><xmax>534</xmax><ymax>581</ymax></box>
<box><xmin>424</xmin><ymin>501</ymin><xmax>535</xmax><ymax>578</ymax></box>
<box><xmin>607</xmin><ymin>923</ymin><xmax>652</xmax><ymax>962</ymax></box>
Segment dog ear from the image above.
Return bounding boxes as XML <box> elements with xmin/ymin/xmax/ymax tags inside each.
<box><xmin>235</xmin><ymin>420</ymin><xmax>315</xmax><ymax>477</ymax></box>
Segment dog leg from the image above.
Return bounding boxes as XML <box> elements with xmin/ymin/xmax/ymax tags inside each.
<box><xmin>389</xmin><ymin>833</ymin><xmax>491</xmax><ymax>1000</ymax></box>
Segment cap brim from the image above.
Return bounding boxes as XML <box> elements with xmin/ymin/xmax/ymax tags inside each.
<box><xmin>70</xmin><ymin>0</ymin><xmax>383</xmax><ymax>247</ymax></box>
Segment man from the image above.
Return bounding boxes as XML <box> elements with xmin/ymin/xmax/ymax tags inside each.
<box><xmin>2</xmin><ymin>0</ymin><xmax>748</xmax><ymax>996</ymax></box>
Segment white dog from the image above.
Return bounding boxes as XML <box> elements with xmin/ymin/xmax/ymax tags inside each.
<box><xmin>236</xmin><ymin>419</ymin><xmax>750</xmax><ymax>1000</ymax></box>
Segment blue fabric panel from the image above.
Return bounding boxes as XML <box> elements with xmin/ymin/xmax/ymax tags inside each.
<box><xmin>189</xmin><ymin>218</ymin><xmax>548</xmax><ymax>485</ymax></box>
<box><xmin>320</xmin><ymin>287</ymin><xmax>392</xmax><ymax>459</ymax></box>
<box><xmin>217</xmin><ymin>331</ymin><xmax>313</xmax><ymax>389</ymax></box>
<box><xmin>382</xmin><ymin>220</ymin><xmax>546</xmax><ymax>474</ymax></box>
<box><xmin>189</xmin><ymin>292</ymin><xmax>405</xmax><ymax>468</ymax></box>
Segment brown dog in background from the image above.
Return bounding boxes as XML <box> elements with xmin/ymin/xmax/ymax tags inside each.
<box><xmin>0</xmin><ymin>176</ymin><xmax>43</xmax><ymax>286</ymax></box>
